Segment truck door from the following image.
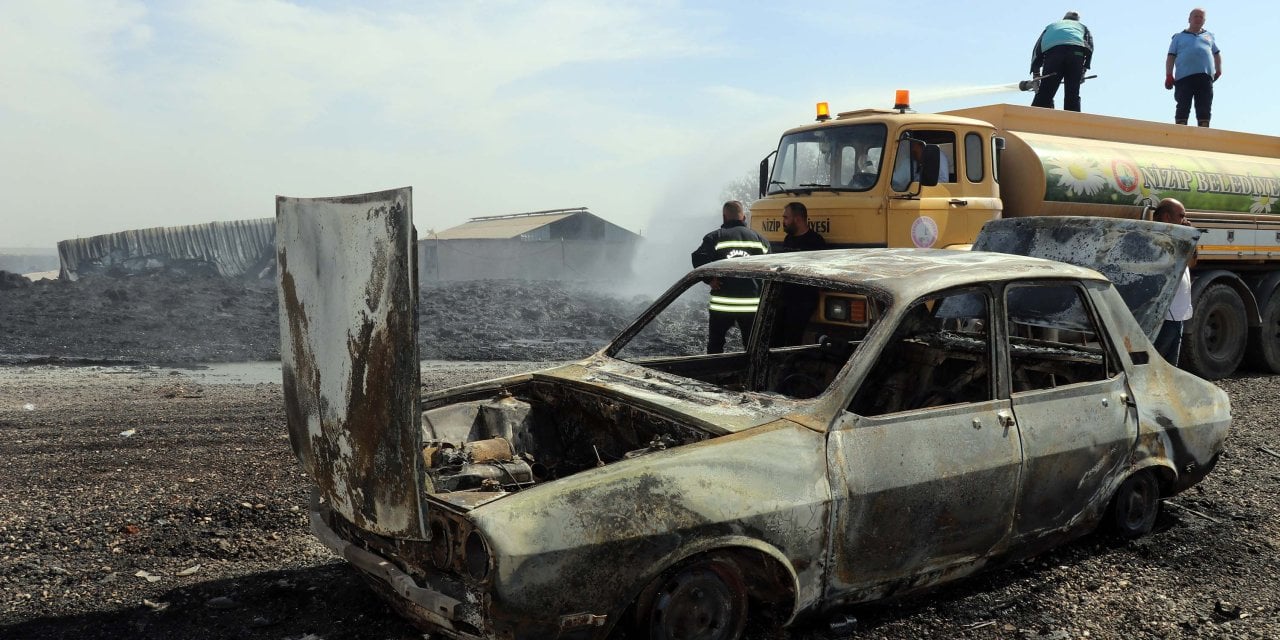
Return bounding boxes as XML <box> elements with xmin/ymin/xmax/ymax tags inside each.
<box><xmin>887</xmin><ymin>130</ymin><xmax>959</xmax><ymax>250</ymax></box>
<box><xmin>277</xmin><ymin>187</ymin><xmax>427</xmax><ymax>539</ymax></box>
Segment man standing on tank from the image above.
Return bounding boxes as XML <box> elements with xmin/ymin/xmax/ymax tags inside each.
<box><xmin>1166</xmin><ymin>7</ymin><xmax>1221</xmax><ymax>127</ymax></box>
<box><xmin>1030</xmin><ymin>11</ymin><xmax>1094</xmax><ymax>112</ymax></box>
<box><xmin>691</xmin><ymin>201</ymin><xmax>770</xmax><ymax>354</ymax></box>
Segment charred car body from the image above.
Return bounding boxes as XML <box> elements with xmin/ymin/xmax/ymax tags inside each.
<box><xmin>277</xmin><ymin>188</ymin><xmax>1229</xmax><ymax>640</ymax></box>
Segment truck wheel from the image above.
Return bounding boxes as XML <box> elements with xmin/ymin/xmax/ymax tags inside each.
<box><xmin>1245</xmin><ymin>293</ymin><xmax>1280</xmax><ymax>373</ymax></box>
<box><xmin>1182</xmin><ymin>283</ymin><xmax>1247</xmax><ymax>380</ymax></box>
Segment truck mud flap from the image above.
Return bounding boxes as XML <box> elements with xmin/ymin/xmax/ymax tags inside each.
<box><xmin>276</xmin><ymin>187</ymin><xmax>426</xmax><ymax>539</ymax></box>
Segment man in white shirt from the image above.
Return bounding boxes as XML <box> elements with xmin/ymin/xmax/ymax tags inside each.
<box><xmin>1152</xmin><ymin>198</ymin><xmax>1194</xmax><ymax>364</ymax></box>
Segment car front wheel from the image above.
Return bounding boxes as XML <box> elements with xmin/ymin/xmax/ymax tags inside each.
<box><xmin>643</xmin><ymin>556</ymin><xmax>748</xmax><ymax>640</ymax></box>
<box><xmin>1108</xmin><ymin>471</ymin><xmax>1160</xmax><ymax>539</ymax></box>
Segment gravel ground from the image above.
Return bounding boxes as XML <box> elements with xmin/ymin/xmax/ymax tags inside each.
<box><xmin>1</xmin><ymin>270</ymin><xmax>1277</xmax><ymax>639</ymax></box>
<box><xmin>1</xmin><ymin>365</ymin><xmax>1277</xmax><ymax>640</ymax></box>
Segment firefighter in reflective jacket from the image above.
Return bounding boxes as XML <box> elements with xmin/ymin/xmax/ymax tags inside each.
<box><xmin>691</xmin><ymin>200</ymin><xmax>771</xmax><ymax>353</ymax></box>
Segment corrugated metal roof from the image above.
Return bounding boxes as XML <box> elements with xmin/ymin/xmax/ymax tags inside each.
<box><xmin>431</xmin><ymin>212</ymin><xmax>576</xmax><ymax>240</ymax></box>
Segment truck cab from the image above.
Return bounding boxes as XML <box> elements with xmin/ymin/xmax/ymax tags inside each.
<box><xmin>752</xmin><ymin>104</ymin><xmax>1003</xmax><ymax>251</ymax></box>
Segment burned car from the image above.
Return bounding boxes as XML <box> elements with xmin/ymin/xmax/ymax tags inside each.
<box><xmin>277</xmin><ymin>189</ymin><xmax>1229</xmax><ymax>640</ymax></box>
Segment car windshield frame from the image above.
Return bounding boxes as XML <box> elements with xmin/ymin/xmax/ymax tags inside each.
<box><xmin>767</xmin><ymin>122</ymin><xmax>889</xmax><ymax>194</ymax></box>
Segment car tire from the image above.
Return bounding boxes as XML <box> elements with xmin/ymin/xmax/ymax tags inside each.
<box><xmin>1182</xmin><ymin>283</ymin><xmax>1247</xmax><ymax>380</ymax></box>
<box><xmin>1107</xmin><ymin>471</ymin><xmax>1160</xmax><ymax>539</ymax></box>
<box><xmin>1245</xmin><ymin>291</ymin><xmax>1280</xmax><ymax>373</ymax></box>
<box><xmin>641</xmin><ymin>556</ymin><xmax>748</xmax><ymax>640</ymax></box>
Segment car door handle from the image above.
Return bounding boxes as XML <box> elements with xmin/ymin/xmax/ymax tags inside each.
<box><xmin>996</xmin><ymin>410</ymin><xmax>1015</xmax><ymax>428</ymax></box>
<box><xmin>949</xmin><ymin>199</ymin><xmax>968</xmax><ymax>206</ymax></box>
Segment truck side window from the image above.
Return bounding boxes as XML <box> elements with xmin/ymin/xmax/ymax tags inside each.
<box><xmin>965</xmin><ymin>133</ymin><xmax>984</xmax><ymax>182</ymax></box>
<box><xmin>905</xmin><ymin>130</ymin><xmax>956</xmax><ymax>184</ymax></box>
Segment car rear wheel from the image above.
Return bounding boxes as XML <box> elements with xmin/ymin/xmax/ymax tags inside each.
<box><xmin>642</xmin><ymin>556</ymin><xmax>748</xmax><ymax>640</ymax></box>
<box><xmin>1108</xmin><ymin>471</ymin><xmax>1160</xmax><ymax>539</ymax></box>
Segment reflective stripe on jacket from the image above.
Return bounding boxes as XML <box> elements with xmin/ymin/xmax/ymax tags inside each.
<box><xmin>691</xmin><ymin>220</ymin><xmax>770</xmax><ymax>311</ymax></box>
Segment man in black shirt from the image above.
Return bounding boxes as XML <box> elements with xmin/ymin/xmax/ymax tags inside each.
<box><xmin>782</xmin><ymin>202</ymin><xmax>826</xmax><ymax>251</ymax></box>
<box><xmin>776</xmin><ymin>202</ymin><xmax>826</xmax><ymax>345</ymax></box>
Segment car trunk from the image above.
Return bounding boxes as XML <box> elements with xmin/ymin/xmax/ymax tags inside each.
<box><xmin>973</xmin><ymin>216</ymin><xmax>1199</xmax><ymax>339</ymax></box>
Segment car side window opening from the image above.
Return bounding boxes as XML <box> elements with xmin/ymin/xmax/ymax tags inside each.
<box><xmin>849</xmin><ymin>289</ymin><xmax>992</xmax><ymax>417</ymax></box>
<box><xmin>1004</xmin><ymin>282</ymin><xmax>1118</xmax><ymax>393</ymax></box>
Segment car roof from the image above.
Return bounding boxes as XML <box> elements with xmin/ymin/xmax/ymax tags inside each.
<box><xmin>694</xmin><ymin>248</ymin><xmax>1107</xmax><ymax>300</ymax></box>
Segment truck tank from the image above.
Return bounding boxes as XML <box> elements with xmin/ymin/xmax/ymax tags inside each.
<box><xmin>944</xmin><ymin>105</ymin><xmax>1280</xmax><ymax>380</ymax></box>
<box><xmin>945</xmin><ymin>105</ymin><xmax>1280</xmax><ymax>229</ymax></box>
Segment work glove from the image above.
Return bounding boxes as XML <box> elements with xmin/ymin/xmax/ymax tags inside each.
<box><xmin>1164</xmin><ymin>74</ymin><xmax>1175</xmax><ymax>90</ymax></box>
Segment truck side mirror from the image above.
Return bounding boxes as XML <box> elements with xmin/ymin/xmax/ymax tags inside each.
<box><xmin>759</xmin><ymin>155</ymin><xmax>770</xmax><ymax>198</ymax></box>
<box><xmin>919</xmin><ymin>145</ymin><xmax>941</xmax><ymax>187</ymax></box>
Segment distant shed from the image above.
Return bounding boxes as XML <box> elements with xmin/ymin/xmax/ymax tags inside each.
<box><xmin>422</xmin><ymin>208</ymin><xmax>641</xmax><ymax>281</ymax></box>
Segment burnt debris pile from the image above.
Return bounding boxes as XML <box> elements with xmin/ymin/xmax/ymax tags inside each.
<box><xmin>0</xmin><ymin>274</ymin><xmax>704</xmax><ymax>365</ymax></box>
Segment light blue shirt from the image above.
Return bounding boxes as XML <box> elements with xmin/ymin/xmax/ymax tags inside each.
<box><xmin>1039</xmin><ymin>20</ymin><xmax>1090</xmax><ymax>51</ymax></box>
<box><xmin>1168</xmin><ymin>30</ymin><xmax>1220</xmax><ymax>80</ymax></box>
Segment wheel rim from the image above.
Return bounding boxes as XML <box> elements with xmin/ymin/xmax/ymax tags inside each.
<box><xmin>651</xmin><ymin>563</ymin><xmax>746</xmax><ymax>640</ymax></box>
<box><xmin>1118</xmin><ymin>475</ymin><xmax>1157</xmax><ymax>531</ymax></box>
<box><xmin>1122</xmin><ymin>483</ymin><xmax>1151</xmax><ymax>527</ymax></box>
<box><xmin>1205</xmin><ymin>308</ymin><xmax>1238</xmax><ymax>357</ymax></box>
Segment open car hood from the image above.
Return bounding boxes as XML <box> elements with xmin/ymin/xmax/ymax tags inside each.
<box><xmin>974</xmin><ymin>216</ymin><xmax>1199</xmax><ymax>339</ymax></box>
<box><xmin>276</xmin><ymin>187</ymin><xmax>426</xmax><ymax>539</ymax></box>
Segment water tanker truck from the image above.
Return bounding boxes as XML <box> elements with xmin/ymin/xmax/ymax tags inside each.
<box><xmin>751</xmin><ymin>98</ymin><xmax>1280</xmax><ymax>380</ymax></box>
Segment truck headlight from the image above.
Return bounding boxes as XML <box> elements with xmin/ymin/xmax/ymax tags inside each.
<box><xmin>464</xmin><ymin>530</ymin><xmax>491</xmax><ymax>581</ymax></box>
<box><xmin>826</xmin><ymin>298</ymin><xmax>849</xmax><ymax>321</ymax></box>
<box><xmin>823</xmin><ymin>294</ymin><xmax>868</xmax><ymax>325</ymax></box>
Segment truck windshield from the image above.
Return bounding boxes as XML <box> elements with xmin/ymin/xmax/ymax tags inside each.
<box><xmin>768</xmin><ymin>123</ymin><xmax>888</xmax><ymax>194</ymax></box>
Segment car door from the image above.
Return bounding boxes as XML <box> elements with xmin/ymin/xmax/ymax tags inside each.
<box><xmin>1003</xmin><ymin>280</ymin><xmax>1137</xmax><ymax>542</ymax></box>
<box><xmin>827</xmin><ymin>287</ymin><xmax>1021</xmax><ymax>598</ymax></box>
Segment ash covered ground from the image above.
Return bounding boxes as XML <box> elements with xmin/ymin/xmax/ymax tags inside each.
<box><xmin>0</xmin><ymin>271</ymin><xmax>1278</xmax><ymax>639</ymax></box>
<box><xmin>0</xmin><ymin>273</ymin><xmax>701</xmax><ymax>365</ymax></box>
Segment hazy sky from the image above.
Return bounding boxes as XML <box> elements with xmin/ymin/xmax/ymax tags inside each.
<box><xmin>2</xmin><ymin>1</ymin><xmax>1275</xmax><ymax>249</ymax></box>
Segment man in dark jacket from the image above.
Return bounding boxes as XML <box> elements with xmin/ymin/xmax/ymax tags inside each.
<box><xmin>1030</xmin><ymin>11</ymin><xmax>1094</xmax><ymax>112</ymax></box>
<box><xmin>691</xmin><ymin>200</ymin><xmax>770</xmax><ymax>354</ymax></box>
<box><xmin>776</xmin><ymin>202</ymin><xmax>826</xmax><ymax>345</ymax></box>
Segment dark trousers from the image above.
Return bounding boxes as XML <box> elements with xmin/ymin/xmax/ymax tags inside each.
<box><xmin>1032</xmin><ymin>46</ymin><xmax>1088</xmax><ymax>112</ymax></box>
<box><xmin>773</xmin><ymin>292</ymin><xmax>820</xmax><ymax>347</ymax></box>
<box><xmin>1174</xmin><ymin>73</ymin><xmax>1214</xmax><ymax>126</ymax></box>
<box><xmin>1154</xmin><ymin>319</ymin><xmax>1184</xmax><ymax>365</ymax></box>
<box><xmin>707</xmin><ymin>311</ymin><xmax>755</xmax><ymax>354</ymax></box>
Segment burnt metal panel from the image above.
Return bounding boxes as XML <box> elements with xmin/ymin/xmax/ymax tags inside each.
<box><xmin>276</xmin><ymin>187</ymin><xmax>425</xmax><ymax>538</ymax></box>
<box><xmin>973</xmin><ymin>216</ymin><xmax>1199</xmax><ymax>339</ymax></box>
